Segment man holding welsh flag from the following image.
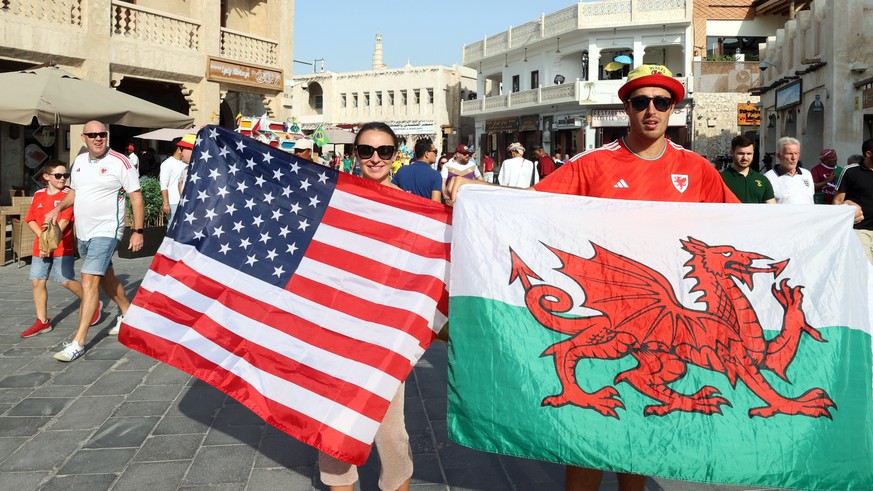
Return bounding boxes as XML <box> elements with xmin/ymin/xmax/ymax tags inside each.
<box><xmin>445</xmin><ymin>64</ymin><xmax>872</xmax><ymax>491</ymax></box>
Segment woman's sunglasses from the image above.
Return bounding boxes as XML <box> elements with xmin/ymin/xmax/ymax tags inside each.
<box><xmin>355</xmin><ymin>144</ymin><xmax>395</xmax><ymax>160</ymax></box>
<box><xmin>627</xmin><ymin>96</ymin><xmax>673</xmax><ymax>112</ymax></box>
<box><xmin>50</xmin><ymin>173</ymin><xmax>71</xmax><ymax>179</ymax></box>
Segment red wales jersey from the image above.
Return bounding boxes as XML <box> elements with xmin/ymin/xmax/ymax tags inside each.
<box><xmin>535</xmin><ymin>139</ymin><xmax>739</xmax><ymax>204</ymax></box>
<box><xmin>24</xmin><ymin>187</ymin><xmax>75</xmax><ymax>257</ymax></box>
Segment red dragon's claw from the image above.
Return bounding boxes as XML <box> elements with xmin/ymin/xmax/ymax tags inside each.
<box><xmin>749</xmin><ymin>389</ymin><xmax>836</xmax><ymax>419</ymax></box>
<box><xmin>771</xmin><ymin>279</ymin><xmax>793</xmax><ymax>307</ymax></box>
<box><xmin>690</xmin><ymin>385</ymin><xmax>723</xmax><ymax>400</ymax></box>
<box><xmin>542</xmin><ymin>387</ymin><xmax>624</xmax><ymax>418</ymax></box>
<box><xmin>801</xmin><ymin>322</ymin><xmax>826</xmax><ymax>342</ymax></box>
<box><xmin>644</xmin><ymin>391</ymin><xmax>731</xmax><ymax>417</ymax></box>
<box><xmin>797</xmin><ymin>388</ymin><xmax>836</xmax><ymax>407</ymax></box>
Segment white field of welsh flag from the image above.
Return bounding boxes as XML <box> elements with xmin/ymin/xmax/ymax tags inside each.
<box><xmin>120</xmin><ymin>126</ymin><xmax>451</xmax><ymax>465</ymax></box>
<box><xmin>448</xmin><ymin>186</ymin><xmax>873</xmax><ymax>491</ymax></box>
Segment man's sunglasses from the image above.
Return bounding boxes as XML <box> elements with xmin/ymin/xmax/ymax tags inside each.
<box><xmin>627</xmin><ymin>96</ymin><xmax>673</xmax><ymax>112</ymax></box>
<box><xmin>83</xmin><ymin>132</ymin><xmax>108</xmax><ymax>139</ymax></box>
<box><xmin>50</xmin><ymin>173</ymin><xmax>71</xmax><ymax>179</ymax></box>
<box><xmin>356</xmin><ymin>144</ymin><xmax>395</xmax><ymax>160</ymax></box>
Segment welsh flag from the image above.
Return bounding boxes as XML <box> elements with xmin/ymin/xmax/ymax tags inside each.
<box><xmin>448</xmin><ymin>186</ymin><xmax>873</xmax><ymax>491</ymax></box>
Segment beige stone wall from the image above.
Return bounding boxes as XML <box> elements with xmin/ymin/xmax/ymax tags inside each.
<box><xmin>0</xmin><ymin>0</ymin><xmax>294</xmax><ymax>191</ymax></box>
<box><xmin>758</xmin><ymin>0</ymin><xmax>873</xmax><ymax>165</ymax></box>
<box><xmin>691</xmin><ymin>92</ymin><xmax>760</xmax><ymax>160</ymax></box>
<box><xmin>286</xmin><ymin>65</ymin><xmax>477</xmax><ymax>153</ymax></box>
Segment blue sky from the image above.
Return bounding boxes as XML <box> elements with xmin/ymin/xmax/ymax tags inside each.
<box><xmin>292</xmin><ymin>1</ymin><xmax>582</xmax><ymax>74</ymax></box>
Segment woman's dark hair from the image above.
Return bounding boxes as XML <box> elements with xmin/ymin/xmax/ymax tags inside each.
<box><xmin>354</xmin><ymin>121</ymin><xmax>398</xmax><ymax>147</ymax></box>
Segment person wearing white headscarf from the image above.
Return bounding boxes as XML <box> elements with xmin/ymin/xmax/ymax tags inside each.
<box><xmin>498</xmin><ymin>142</ymin><xmax>539</xmax><ymax>188</ymax></box>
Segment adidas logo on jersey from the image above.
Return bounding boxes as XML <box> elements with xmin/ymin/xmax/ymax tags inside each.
<box><xmin>613</xmin><ymin>179</ymin><xmax>629</xmax><ymax>188</ymax></box>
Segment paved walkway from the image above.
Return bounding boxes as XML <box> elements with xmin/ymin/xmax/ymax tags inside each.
<box><xmin>0</xmin><ymin>254</ymin><xmax>774</xmax><ymax>490</ymax></box>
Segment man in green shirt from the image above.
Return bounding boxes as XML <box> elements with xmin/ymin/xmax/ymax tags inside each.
<box><xmin>721</xmin><ymin>135</ymin><xmax>776</xmax><ymax>204</ymax></box>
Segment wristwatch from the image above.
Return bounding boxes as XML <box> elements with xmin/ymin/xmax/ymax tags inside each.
<box><xmin>132</xmin><ymin>228</ymin><xmax>144</xmax><ymax>234</ymax></box>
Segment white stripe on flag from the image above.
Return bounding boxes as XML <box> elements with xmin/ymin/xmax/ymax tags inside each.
<box><xmin>139</xmin><ymin>269</ymin><xmax>402</xmax><ymax>399</ymax></box>
<box><xmin>124</xmin><ymin>304</ymin><xmax>381</xmax><ymax>444</ymax></box>
<box><xmin>295</xmin><ymin>253</ymin><xmax>441</xmax><ymax>325</ymax></box>
<box><xmin>156</xmin><ymin>239</ymin><xmax>425</xmax><ymax>362</ymax></box>
<box><xmin>331</xmin><ymin>188</ymin><xmax>452</xmax><ymax>243</ymax></box>
<box><xmin>316</xmin><ymin>223</ymin><xmax>450</xmax><ymax>279</ymax></box>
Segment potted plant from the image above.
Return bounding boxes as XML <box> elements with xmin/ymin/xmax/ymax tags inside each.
<box><xmin>118</xmin><ymin>176</ymin><xmax>166</xmax><ymax>258</ymax></box>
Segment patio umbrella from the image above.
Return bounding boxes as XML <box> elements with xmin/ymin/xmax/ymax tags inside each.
<box><xmin>605</xmin><ymin>61</ymin><xmax>625</xmax><ymax>72</ymax></box>
<box><xmin>0</xmin><ymin>66</ymin><xmax>194</xmax><ymax>128</ymax></box>
<box><xmin>134</xmin><ymin>128</ymin><xmax>194</xmax><ymax>142</ymax></box>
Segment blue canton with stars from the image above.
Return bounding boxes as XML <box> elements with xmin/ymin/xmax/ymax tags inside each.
<box><xmin>167</xmin><ymin>126</ymin><xmax>338</xmax><ymax>287</ymax></box>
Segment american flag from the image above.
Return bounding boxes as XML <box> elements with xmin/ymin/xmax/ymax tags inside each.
<box><xmin>120</xmin><ymin>126</ymin><xmax>451</xmax><ymax>465</ymax></box>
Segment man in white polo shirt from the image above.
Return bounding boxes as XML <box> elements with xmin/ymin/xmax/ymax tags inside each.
<box><xmin>763</xmin><ymin>136</ymin><xmax>814</xmax><ymax>204</ymax></box>
<box><xmin>46</xmin><ymin>120</ymin><xmax>145</xmax><ymax>362</ymax></box>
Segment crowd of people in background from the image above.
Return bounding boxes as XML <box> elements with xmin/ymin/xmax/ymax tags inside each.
<box><xmin>12</xmin><ymin>65</ymin><xmax>872</xmax><ymax>489</ymax></box>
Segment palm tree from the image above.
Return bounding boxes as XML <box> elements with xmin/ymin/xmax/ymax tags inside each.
<box><xmin>582</xmin><ymin>82</ymin><xmax>596</xmax><ymax>102</ymax></box>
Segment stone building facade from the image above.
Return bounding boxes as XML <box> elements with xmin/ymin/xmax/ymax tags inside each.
<box><xmin>284</xmin><ymin>36</ymin><xmax>477</xmax><ymax>157</ymax></box>
<box><xmin>758</xmin><ymin>0</ymin><xmax>873</xmax><ymax>165</ymax></box>
<box><xmin>0</xmin><ymin>0</ymin><xmax>293</xmax><ymax>197</ymax></box>
<box><xmin>461</xmin><ymin>0</ymin><xmax>695</xmax><ymax>164</ymax></box>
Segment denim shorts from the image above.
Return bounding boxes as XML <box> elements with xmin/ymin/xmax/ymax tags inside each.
<box><xmin>78</xmin><ymin>237</ymin><xmax>119</xmax><ymax>276</ymax></box>
<box><xmin>29</xmin><ymin>255</ymin><xmax>76</xmax><ymax>282</ymax></box>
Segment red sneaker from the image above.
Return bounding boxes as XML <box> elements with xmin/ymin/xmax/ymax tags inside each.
<box><xmin>21</xmin><ymin>318</ymin><xmax>52</xmax><ymax>338</ymax></box>
<box><xmin>90</xmin><ymin>301</ymin><xmax>104</xmax><ymax>327</ymax></box>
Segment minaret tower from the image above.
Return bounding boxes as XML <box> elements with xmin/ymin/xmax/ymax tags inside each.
<box><xmin>372</xmin><ymin>33</ymin><xmax>387</xmax><ymax>71</ymax></box>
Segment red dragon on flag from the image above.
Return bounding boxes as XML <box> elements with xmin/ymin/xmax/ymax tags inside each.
<box><xmin>509</xmin><ymin>236</ymin><xmax>836</xmax><ymax>419</ymax></box>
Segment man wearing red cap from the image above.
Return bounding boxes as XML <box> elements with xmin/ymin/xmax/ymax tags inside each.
<box><xmin>160</xmin><ymin>135</ymin><xmax>193</xmax><ymax>226</ymax></box>
<box><xmin>447</xmin><ymin>65</ymin><xmax>738</xmax><ymax>491</ymax></box>
<box><xmin>441</xmin><ymin>144</ymin><xmax>482</xmax><ymax>193</ymax></box>
<box><xmin>811</xmin><ymin>148</ymin><xmax>839</xmax><ymax>204</ymax></box>
<box><xmin>126</xmin><ymin>143</ymin><xmax>139</xmax><ymax>171</ymax></box>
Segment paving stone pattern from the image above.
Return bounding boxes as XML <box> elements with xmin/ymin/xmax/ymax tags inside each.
<box><xmin>0</xmin><ymin>253</ymin><xmax>777</xmax><ymax>490</ymax></box>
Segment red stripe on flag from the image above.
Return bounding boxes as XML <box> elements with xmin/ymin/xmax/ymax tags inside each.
<box><xmin>286</xmin><ymin>274</ymin><xmax>436</xmax><ymax>344</ymax></box>
<box><xmin>437</xmin><ymin>288</ymin><xmax>449</xmax><ymax>318</ymax></box>
<box><xmin>121</xmin><ymin>326</ymin><xmax>375</xmax><ymax>465</ymax></box>
<box><xmin>304</xmin><ymin>240</ymin><xmax>446</xmax><ymax>305</ymax></box>
<box><xmin>147</xmin><ymin>254</ymin><xmax>416</xmax><ymax>380</ymax></box>
<box><xmin>130</xmin><ymin>287</ymin><xmax>392</xmax><ymax>420</ymax></box>
<box><xmin>336</xmin><ymin>173</ymin><xmax>453</xmax><ymax>225</ymax></box>
<box><xmin>322</xmin><ymin>206</ymin><xmax>451</xmax><ymax>261</ymax></box>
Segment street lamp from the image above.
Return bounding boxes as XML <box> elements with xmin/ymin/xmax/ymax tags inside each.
<box><xmin>758</xmin><ymin>60</ymin><xmax>778</xmax><ymax>71</ymax></box>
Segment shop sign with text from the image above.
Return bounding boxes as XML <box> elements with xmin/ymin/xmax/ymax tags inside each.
<box><xmin>389</xmin><ymin>120</ymin><xmax>437</xmax><ymax>135</ymax></box>
<box><xmin>519</xmin><ymin>115</ymin><xmax>540</xmax><ymax>132</ymax></box>
<box><xmin>485</xmin><ymin>118</ymin><xmax>519</xmax><ymax>133</ymax></box>
<box><xmin>737</xmin><ymin>104</ymin><xmax>761</xmax><ymax>126</ymax></box>
<box><xmin>207</xmin><ymin>57</ymin><xmax>283</xmax><ymax>91</ymax></box>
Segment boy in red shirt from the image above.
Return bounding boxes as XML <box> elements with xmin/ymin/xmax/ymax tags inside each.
<box><xmin>21</xmin><ymin>161</ymin><xmax>101</xmax><ymax>338</ymax></box>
